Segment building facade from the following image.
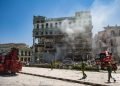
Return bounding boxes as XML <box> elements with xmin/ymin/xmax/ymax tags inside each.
<box><xmin>94</xmin><ymin>25</ymin><xmax>120</xmax><ymax>63</ymax></box>
<box><xmin>18</xmin><ymin>47</ymin><xmax>32</xmax><ymax>64</ymax></box>
<box><xmin>0</xmin><ymin>43</ymin><xmax>32</xmax><ymax>64</ymax></box>
<box><xmin>33</xmin><ymin>11</ymin><xmax>93</xmax><ymax>63</ymax></box>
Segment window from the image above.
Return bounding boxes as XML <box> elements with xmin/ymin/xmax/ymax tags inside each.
<box><xmin>21</xmin><ymin>57</ymin><xmax>23</xmax><ymax>61</ymax></box>
<box><xmin>55</xmin><ymin>23</ymin><xmax>57</xmax><ymax>28</ymax></box>
<box><xmin>111</xmin><ymin>30</ymin><xmax>115</xmax><ymax>36</ymax></box>
<box><xmin>37</xmin><ymin>24</ymin><xmax>39</xmax><ymax>28</ymax></box>
<box><xmin>50</xmin><ymin>31</ymin><xmax>52</xmax><ymax>34</ymax></box>
<box><xmin>41</xmin><ymin>24</ymin><xmax>44</xmax><ymax>28</ymax></box>
<box><xmin>29</xmin><ymin>51</ymin><xmax>31</xmax><ymax>56</ymax></box>
<box><xmin>50</xmin><ymin>23</ymin><xmax>53</xmax><ymax>28</ymax></box>
<box><xmin>99</xmin><ymin>42</ymin><xmax>102</xmax><ymax>48</ymax></box>
<box><xmin>28</xmin><ymin>58</ymin><xmax>30</xmax><ymax>61</ymax></box>
<box><xmin>18</xmin><ymin>58</ymin><xmax>20</xmax><ymax>61</ymax></box>
<box><xmin>41</xmin><ymin>32</ymin><xmax>43</xmax><ymax>35</ymax></box>
<box><xmin>59</xmin><ymin>31</ymin><xmax>62</xmax><ymax>34</ymax></box>
<box><xmin>36</xmin><ymin>20</ymin><xmax>40</xmax><ymax>23</ymax></box>
<box><xmin>59</xmin><ymin>22</ymin><xmax>61</xmax><ymax>25</ymax></box>
<box><xmin>110</xmin><ymin>40</ymin><xmax>113</xmax><ymax>46</ymax></box>
<box><xmin>24</xmin><ymin>58</ymin><xmax>27</xmax><ymax>62</ymax></box>
<box><xmin>35</xmin><ymin>57</ymin><xmax>37</xmax><ymax>62</ymax></box>
<box><xmin>21</xmin><ymin>51</ymin><xmax>23</xmax><ymax>56</ymax></box>
<box><xmin>36</xmin><ymin>32</ymin><xmax>38</xmax><ymax>35</ymax></box>
<box><xmin>69</xmin><ymin>22</ymin><xmax>71</xmax><ymax>24</ymax></box>
<box><xmin>25</xmin><ymin>51</ymin><xmax>27</xmax><ymax>56</ymax></box>
<box><xmin>35</xmin><ymin>47</ymin><xmax>38</xmax><ymax>52</ymax></box>
<box><xmin>46</xmin><ymin>23</ymin><xmax>48</xmax><ymax>28</ymax></box>
<box><xmin>46</xmin><ymin>31</ymin><xmax>48</xmax><ymax>34</ymax></box>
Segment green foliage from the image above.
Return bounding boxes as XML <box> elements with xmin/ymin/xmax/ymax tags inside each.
<box><xmin>27</xmin><ymin>63</ymin><xmax>99</xmax><ymax>71</ymax></box>
<box><xmin>27</xmin><ymin>64</ymin><xmax>51</xmax><ymax>68</ymax></box>
<box><xmin>72</xmin><ymin>64</ymin><xmax>81</xmax><ymax>70</ymax></box>
<box><xmin>85</xmin><ymin>66</ymin><xmax>99</xmax><ymax>71</ymax></box>
<box><xmin>53</xmin><ymin>61</ymin><xmax>61</xmax><ymax>68</ymax></box>
<box><xmin>72</xmin><ymin>64</ymin><xmax>98</xmax><ymax>71</ymax></box>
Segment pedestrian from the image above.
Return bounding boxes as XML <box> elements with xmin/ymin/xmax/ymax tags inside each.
<box><xmin>107</xmin><ymin>62</ymin><xmax>116</xmax><ymax>83</ymax></box>
<box><xmin>51</xmin><ymin>61</ymin><xmax>53</xmax><ymax>70</ymax></box>
<box><xmin>81</xmin><ymin>61</ymin><xmax>87</xmax><ymax>79</ymax></box>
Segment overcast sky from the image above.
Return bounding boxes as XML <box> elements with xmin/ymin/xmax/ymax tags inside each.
<box><xmin>0</xmin><ymin>0</ymin><xmax>120</xmax><ymax>46</ymax></box>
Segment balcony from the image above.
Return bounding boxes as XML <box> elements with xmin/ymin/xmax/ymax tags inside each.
<box><xmin>35</xmin><ymin>43</ymin><xmax>44</xmax><ymax>47</ymax></box>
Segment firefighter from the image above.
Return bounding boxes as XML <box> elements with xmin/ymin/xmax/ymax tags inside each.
<box><xmin>81</xmin><ymin>61</ymin><xmax>87</xmax><ymax>79</ymax></box>
<box><xmin>107</xmin><ymin>62</ymin><xmax>116</xmax><ymax>83</ymax></box>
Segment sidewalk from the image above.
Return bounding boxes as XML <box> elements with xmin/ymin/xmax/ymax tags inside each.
<box><xmin>20</xmin><ymin>67</ymin><xmax>120</xmax><ymax>86</ymax></box>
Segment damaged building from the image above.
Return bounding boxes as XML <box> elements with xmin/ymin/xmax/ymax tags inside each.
<box><xmin>32</xmin><ymin>11</ymin><xmax>93</xmax><ymax>63</ymax></box>
<box><xmin>94</xmin><ymin>25</ymin><xmax>120</xmax><ymax>63</ymax></box>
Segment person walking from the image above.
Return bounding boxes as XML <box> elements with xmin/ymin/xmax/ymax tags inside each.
<box><xmin>51</xmin><ymin>61</ymin><xmax>53</xmax><ymax>70</ymax></box>
<box><xmin>107</xmin><ymin>62</ymin><xmax>116</xmax><ymax>83</ymax></box>
<box><xmin>81</xmin><ymin>61</ymin><xmax>87</xmax><ymax>79</ymax></box>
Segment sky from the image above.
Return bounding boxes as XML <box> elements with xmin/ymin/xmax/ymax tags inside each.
<box><xmin>0</xmin><ymin>0</ymin><xmax>120</xmax><ymax>46</ymax></box>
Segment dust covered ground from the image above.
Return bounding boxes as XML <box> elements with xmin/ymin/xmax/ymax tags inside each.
<box><xmin>0</xmin><ymin>73</ymin><xmax>89</xmax><ymax>86</ymax></box>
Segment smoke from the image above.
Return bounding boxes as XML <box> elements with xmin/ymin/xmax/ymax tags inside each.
<box><xmin>91</xmin><ymin>0</ymin><xmax>120</xmax><ymax>49</ymax></box>
<box><xmin>91</xmin><ymin>0</ymin><xmax>120</xmax><ymax>36</ymax></box>
<box><xmin>60</xmin><ymin>18</ymin><xmax>86</xmax><ymax>42</ymax></box>
<box><xmin>53</xmin><ymin>0</ymin><xmax>120</xmax><ymax>59</ymax></box>
<box><xmin>53</xmin><ymin>13</ymin><xmax>91</xmax><ymax>60</ymax></box>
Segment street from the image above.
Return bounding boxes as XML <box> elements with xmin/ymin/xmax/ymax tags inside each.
<box><xmin>0</xmin><ymin>73</ymin><xmax>89</xmax><ymax>86</ymax></box>
<box><xmin>21</xmin><ymin>67</ymin><xmax>120</xmax><ymax>86</ymax></box>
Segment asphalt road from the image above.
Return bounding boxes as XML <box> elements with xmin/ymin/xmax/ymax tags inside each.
<box><xmin>0</xmin><ymin>73</ymin><xmax>89</xmax><ymax>86</ymax></box>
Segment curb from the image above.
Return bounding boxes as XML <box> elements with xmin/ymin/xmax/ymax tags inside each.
<box><xmin>19</xmin><ymin>72</ymin><xmax>109</xmax><ymax>86</ymax></box>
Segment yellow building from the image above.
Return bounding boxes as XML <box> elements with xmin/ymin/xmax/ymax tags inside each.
<box><xmin>0</xmin><ymin>43</ymin><xmax>32</xmax><ymax>64</ymax></box>
<box><xmin>18</xmin><ymin>47</ymin><xmax>32</xmax><ymax>64</ymax></box>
